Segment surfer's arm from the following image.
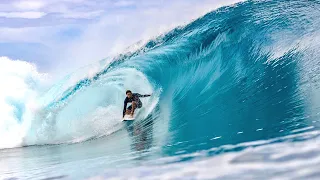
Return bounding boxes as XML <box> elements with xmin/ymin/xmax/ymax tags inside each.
<box><xmin>123</xmin><ymin>99</ymin><xmax>128</xmax><ymax>117</ymax></box>
<box><xmin>137</xmin><ymin>94</ymin><xmax>151</xmax><ymax>97</ymax></box>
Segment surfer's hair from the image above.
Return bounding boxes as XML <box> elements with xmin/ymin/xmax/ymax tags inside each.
<box><xmin>126</xmin><ymin>90</ymin><xmax>132</xmax><ymax>94</ymax></box>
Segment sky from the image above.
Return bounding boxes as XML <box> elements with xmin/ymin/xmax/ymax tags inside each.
<box><xmin>0</xmin><ymin>0</ymin><xmax>242</xmax><ymax>74</ymax></box>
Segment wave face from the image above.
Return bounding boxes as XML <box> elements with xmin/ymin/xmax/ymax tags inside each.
<box><xmin>1</xmin><ymin>0</ymin><xmax>320</xmax><ymax>161</ymax></box>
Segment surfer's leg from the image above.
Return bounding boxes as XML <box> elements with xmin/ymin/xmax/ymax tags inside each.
<box><xmin>131</xmin><ymin>101</ymin><xmax>136</xmax><ymax>116</ymax></box>
<box><xmin>126</xmin><ymin>105</ymin><xmax>132</xmax><ymax>115</ymax></box>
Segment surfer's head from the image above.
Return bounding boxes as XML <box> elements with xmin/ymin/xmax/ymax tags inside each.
<box><xmin>126</xmin><ymin>90</ymin><xmax>132</xmax><ymax>98</ymax></box>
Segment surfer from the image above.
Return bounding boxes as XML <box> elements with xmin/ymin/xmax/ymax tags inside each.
<box><xmin>123</xmin><ymin>90</ymin><xmax>151</xmax><ymax>118</ymax></box>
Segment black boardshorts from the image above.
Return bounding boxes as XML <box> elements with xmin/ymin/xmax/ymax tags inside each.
<box><xmin>127</xmin><ymin>101</ymin><xmax>142</xmax><ymax>110</ymax></box>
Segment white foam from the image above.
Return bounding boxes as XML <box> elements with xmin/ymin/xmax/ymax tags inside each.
<box><xmin>0</xmin><ymin>57</ymin><xmax>47</xmax><ymax>149</ymax></box>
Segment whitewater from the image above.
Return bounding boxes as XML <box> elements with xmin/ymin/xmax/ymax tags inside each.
<box><xmin>1</xmin><ymin>0</ymin><xmax>320</xmax><ymax>179</ymax></box>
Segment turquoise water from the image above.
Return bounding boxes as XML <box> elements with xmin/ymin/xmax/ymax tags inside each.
<box><xmin>1</xmin><ymin>0</ymin><xmax>320</xmax><ymax>179</ymax></box>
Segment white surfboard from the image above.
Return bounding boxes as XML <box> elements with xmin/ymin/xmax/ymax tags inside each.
<box><xmin>123</xmin><ymin>114</ymin><xmax>135</xmax><ymax>121</ymax></box>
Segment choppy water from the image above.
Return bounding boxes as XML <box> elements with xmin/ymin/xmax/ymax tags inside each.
<box><xmin>1</xmin><ymin>0</ymin><xmax>320</xmax><ymax>179</ymax></box>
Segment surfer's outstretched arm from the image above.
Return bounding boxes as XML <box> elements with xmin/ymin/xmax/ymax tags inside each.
<box><xmin>137</xmin><ymin>94</ymin><xmax>151</xmax><ymax>97</ymax></box>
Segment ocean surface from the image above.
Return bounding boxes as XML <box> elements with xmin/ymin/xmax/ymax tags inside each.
<box><xmin>1</xmin><ymin>0</ymin><xmax>320</xmax><ymax>179</ymax></box>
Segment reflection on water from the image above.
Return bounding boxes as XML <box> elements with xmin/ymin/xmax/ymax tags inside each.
<box><xmin>124</xmin><ymin>115</ymin><xmax>154</xmax><ymax>152</ymax></box>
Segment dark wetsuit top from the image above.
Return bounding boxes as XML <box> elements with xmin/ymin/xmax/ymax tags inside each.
<box><xmin>123</xmin><ymin>93</ymin><xmax>151</xmax><ymax>117</ymax></box>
